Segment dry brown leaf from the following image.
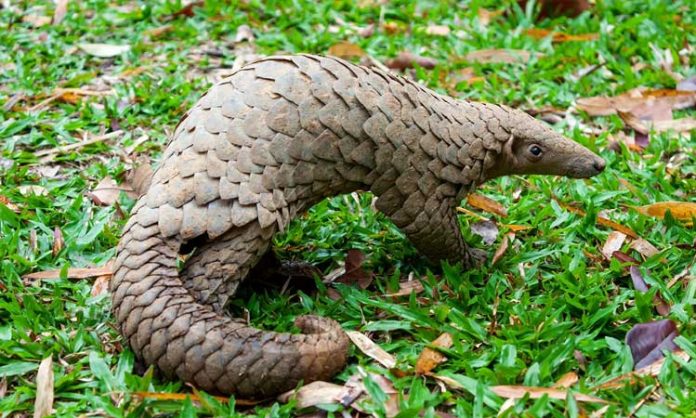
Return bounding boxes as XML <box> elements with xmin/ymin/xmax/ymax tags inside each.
<box><xmin>169</xmin><ymin>0</ymin><xmax>204</xmax><ymax>18</ymax></box>
<box><xmin>346</xmin><ymin>331</ymin><xmax>396</xmax><ymax>368</ymax></box>
<box><xmin>91</xmin><ymin>274</ymin><xmax>111</xmax><ymax>297</ymax></box>
<box><xmin>386</xmin><ymin>52</ymin><xmax>437</xmax><ymax>70</ymax></box>
<box><xmin>327</xmin><ymin>42</ymin><xmax>365</xmax><ymax>59</ymax></box>
<box><xmin>381</xmin><ymin>21</ymin><xmax>406</xmax><ymax>34</ymax></box>
<box><xmin>415</xmin><ymin>333</ymin><xmax>453</xmax><ymax>375</ymax></box>
<box><xmin>561</xmin><ymin>204</ymin><xmax>638</xmax><ymax>238</ymax></box>
<box><xmin>627</xmin><ymin>319</ymin><xmax>679</xmax><ymax>369</ymax></box>
<box><xmin>124</xmin><ymin>163</ymin><xmax>153</xmax><ymax>197</ymax></box>
<box><xmin>23</xmin><ymin>263</ymin><xmax>113</xmax><ymax>281</ymax></box>
<box><xmin>466</xmin><ymin>193</ymin><xmax>508</xmax><ymax>217</ymax></box>
<box><xmin>333</xmin><ymin>249</ymin><xmax>374</xmax><ymax>289</ymax></box>
<box><xmin>33</xmin><ymin>356</ymin><xmax>54</xmax><ymax>418</ymax></box>
<box><xmin>0</xmin><ymin>195</ymin><xmax>20</xmax><ymax>212</ymax></box>
<box><xmin>552</xmin><ymin>371</ymin><xmax>579</xmax><ymax>389</ymax></box>
<box><xmin>464</xmin><ymin>49</ymin><xmax>540</xmax><ymax>64</ymax></box>
<box><xmin>23</xmin><ymin>14</ymin><xmax>52</xmax><ymax>27</ymax></box>
<box><xmin>477</xmin><ymin>8</ymin><xmax>503</xmax><ymax>26</ymax></box>
<box><xmin>53</xmin><ymin>0</ymin><xmax>69</xmax><ymax>24</ymax></box>
<box><xmin>133</xmin><ymin>391</ymin><xmax>246</xmax><ymax>405</ymax></box>
<box><xmin>518</xmin><ymin>0</ymin><xmax>591</xmax><ymax>18</ymax></box>
<box><xmin>635</xmin><ymin>201</ymin><xmax>696</xmax><ymax>226</ymax></box>
<box><xmin>426</xmin><ymin>25</ymin><xmax>450</xmax><ymax>36</ymax></box>
<box><xmin>471</xmin><ymin>220</ymin><xmax>499</xmax><ymax>246</ymax></box>
<box><xmin>278</xmin><ymin>381</ymin><xmax>344</xmax><ymax>409</ymax></box>
<box><xmin>629</xmin><ymin>266</ymin><xmax>671</xmax><ymax>315</ymax></box>
<box><xmin>385</xmin><ymin>279</ymin><xmax>424</xmax><ymax>297</ymax></box>
<box><xmin>601</xmin><ymin>231</ymin><xmax>627</xmax><ymax>260</ymax></box>
<box><xmin>234</xmin><ymin>24</ymin><xmax>255</xmax><ymax>43</ymax></box>
<box><xmin>78</xmin><ymin>43</ymin><xmax>131</xmax><ymax>58</ymax></box>
<box><xmin>593</xmin><ymin>350</ymin><xmax>690</xmax><ymax>390</ymax></box>
<box><xmin>576</xmin><ymin>88</ymin><xmax>696</xmax><ymax>117</ymax></box>
<box><xmin>18</xmin><ymin>185</ymin><xmax>48</xmax><ymax>196</ymax></box>
<box><xmin>52</xmin><ymin>227</ymin><xmax>64</xmax><ymax>257</ymax></box>
<box><xmin>506</xmin><ymin>224</ymin><xmax>531</xmax><ymax>232</ymax></box>
<box><xmin>524</xmin><ymin>28</ymin><xmax>598</xmax><ymax>42</ymax></box>
<box><xmin>144</xmin><ymin>25</ymin><xmax>173</xmax><ymax>38</ymax></box>
<box><xmin>629</xmin><ymin>238</ymin><xmax>659</xmax><ymax>258</ymax></box>
<box><xmin>491</xmin><ymin>385</ymin><xmax>607</xmax><ymax>404</ymax></box>
<box><xmin>492</xmin><ymin>232</ymin><xmax>514</xmax><ymax>265</ymax></box>
<box><xmin>89</xmin><ymin>177</ymin><xmax>129</xmax><ymax>206</ymax></box>
<box><xmin>649</xmin><ymin>118</ymin><xmax>696</xmax><ymax>133</ymax></box>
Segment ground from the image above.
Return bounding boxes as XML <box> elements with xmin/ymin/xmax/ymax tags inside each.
<box><xmin>0</xmin><ymin>0</ymin><xmax>695</xmax><ymax>417</ymax></box>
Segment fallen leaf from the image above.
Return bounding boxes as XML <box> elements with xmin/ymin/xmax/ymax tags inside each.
<box><xmin>53</xmin><ymin>0</ymin><xmax>69</xmax><ymax>24</ymax></box>
<box><xmin>357</xmin><ymin>23</ymin><xmax>375</xmax><ymax>37</ymax></box>
<box><xmin>23</xmin><ymin>263</ymin><xmax>113</xmax><ymax>281</ymax></box>
<box><xmin>123</xmin><ymin>163</ymin><xmax>153</xmax><ymax>197</ymax></box>
<box><xmin>91</xmin><ymin>274</ymin><xmax>111</xmax><ymax>297</ymax></box>
<box><xmin>466</xmin><ymin>193</ymin><xmax>508</xmax><ymax>217</ymax></box>
<box><xmin>33</xmin><ymin>356</ymin><xmax>54</xmax><ymax>418</ymax></box>
<box><xmin>0</xmin><ymin>195</ymin><xmax>20</xmax><ymax>212</ymax></box>
<box><xmin>518</xmin><ymin>0</ymin><xmax>591</xmax><ymax>18</ymax></box>
<box><xmin>477</xmin><ymin>8</ymin><xmax>503</xmax><ymax>26</ymax></box>
<box><xmin>52</xmin><ymin>227</ymin><xmax>63</xmax><ymax>257</ymax></box>
<box><xmin>415</xmin><ymin>333</ymin><xmax>453</xmax><ymax>375</ymax></box>
<box><xmin>425</xmin><ymin>24</ymin><xmax>450</xmax><ymax>36</ymax></box>
<box><xmin>635</xmin><ymin>201</ymin><xmax>696</xmax><ymax>226</ymax></box>
<box><xmin>601</xmin><ymin>231</ymin><xmax>627</xmax><ymax>260</ymax></box>
<box><xmin>169</xmin><ymin>0</ymin><xmax>204</xmax><ymax>18</ymax></box>
<box><xmin>278</xmin><ymin>381</ymin><xmax>344</xmax><ymax>408</ymax></box>
<box><xmin>144</xmin><ymin>25</ymin><xmax>173</xmax><ymax>38</ymax></box>
<box><xmin>88</xmin><ymin>177</ymin><xmax>129</xmax><ymax>206</ymax></box>
<box><xmin>626</xmin><ymin>319</ymin><xmax>679</xmax><ymax>369</ymax></box>
<box><xmin>333</xmin><ymin>249</ymin><xmax>373</xmax><ymax>289</ymax></box>
<box><xmin>593</xmin><ymin>350</ymin><xmax>690</xmax><ymax>390</ymax></box>
<box><xmin>133</xmin><ymin>391</ymin><xmax>246</xmax><ymax>405</ymax></box>
<box><xmin>629</xmin><ymin>238</ymin><xmax>659</xmax><ymax>258</ymax></box>
<box><xmin>552</xmin><ymin>372</ymin><xmax>579</xmax><ymax>388</ymax></box>
<box><xmin>471</xmin><ymin>220</ymin><xmax>499</xmax><ymax>245</ymax></box>
<box><xmin>524</xmin><ymin>28</ymin><xmax>598</xmax><ymax>42</ymax></box>
<box><xmin>574</xmin><ymin>350</ymin><xmax>587</xmax><ymax>370</ymax></box>
<box><xmin>491</xmin><ymin>385</ymin><xmax>607</xmax><ymax>404</ymax></box>
<box><xmin>385</xmin><ymin>279</ymin><xmax>424</xmax><ymax>297</ymax></box>
<box><xmin>18</xmin><ymin>185</ymin><xmax>48</xmax><ymax>196</ymax></box>
<box><xmin>346</xmin><ymin>331</ymin><xmax>396</xmax><ymax>368</ymax></box>
<box><xmin>386</xmin><ymin>52</ymin><xmax>437</xmax><ymax>70</ymax></box>
<box><xmin>648</xmin><ymin>118</ymin><xmax>696</xmax><ymax>133</ymax></box>
<box><xmin>492</xmin><ymin>232</ymin><xmax>514</xmax><ymax>265</ymax></box>
<box><xmin>381</xmin><ymin>21</ymin><xmax>406</xmax><ymax>35</ymax></box>
<box><xmin>328</xmin><ymin>42</ymin><xmax>365</xmax><ymax>59</ymax></box>
<box><xmin>464</xmin><ymin>49</ymin><xmax>540</xmax><ymax>64</ymax></box>
<box><xmin>78</xmin><ymin>43</ymin><xmax>131</xmax><ymax>58</ymax></box>
<box><xmin>677</xmin><ymin>76</ymin><xmax>696</xmax><ymax>91</ymax></box>
<box><xmin>234</xmin><ymin>24</ymin><xmax>254</xmax><ymax>43</ymax></box>
<box><xmin>628</xmin><ymin>266</ymin><xmax>671</xmax><ymax>316</ymax></box>
<box><xmin>561</xmin><ymin>203</ymin><xmax>638</xmax><ymax>238</ymax></box>
<box><xmin>23</xmin><ymin>14</ymin><xmax>52</xmax><ymax>27</ymax></box>
<box><xmin>576</xmin><ymin>88</ymin><xmax>696</xmax><ymax>117</ymax></box>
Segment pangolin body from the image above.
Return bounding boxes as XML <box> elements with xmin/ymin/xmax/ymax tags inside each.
<box><xmin>111</xmin><ymin>54</ymin><xmax>604</xmax><ymax>398</ymax></box>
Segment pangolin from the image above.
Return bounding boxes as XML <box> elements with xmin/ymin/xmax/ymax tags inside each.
<box><xmin>111</xmin><ymin>54</ymin><xmax>605</xmax><ymax>398</ymax></box>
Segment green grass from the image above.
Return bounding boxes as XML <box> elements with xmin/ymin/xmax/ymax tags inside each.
<box><xmin>1</xmin><ymin>0</ymin><xmax>695</xmax><ymax>416</ymax></box>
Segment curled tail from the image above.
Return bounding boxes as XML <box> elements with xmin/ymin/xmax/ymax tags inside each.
<box><xmin>111</xmin><ymin>202</ymin><xmax>349</xmax><ymax>398</ymax></box>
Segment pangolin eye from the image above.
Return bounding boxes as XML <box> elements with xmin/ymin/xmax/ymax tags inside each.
<box><xmin>529</xmin><ymin>145</ymin><xmax>543</xmax><ymax>157</ymax></box>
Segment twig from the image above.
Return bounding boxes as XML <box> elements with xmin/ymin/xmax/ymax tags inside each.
<box><xmin>36</xmin><ymin>130</ymin><xmax>124</xmax><ymax>161</ymax></box>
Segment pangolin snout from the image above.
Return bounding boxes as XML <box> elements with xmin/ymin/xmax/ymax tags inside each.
<box><xmin>593</xmin><ymin>157</ymin><xmax>606</xmax><ymax>173</ymax></box>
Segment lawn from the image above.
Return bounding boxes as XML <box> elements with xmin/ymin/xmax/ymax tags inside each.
<box><xmin>1</xmin><ymin>0</ymin><xmax>695</xmax><ymax>416</ymax></box>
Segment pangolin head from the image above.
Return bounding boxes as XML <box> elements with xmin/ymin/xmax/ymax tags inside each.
<box><xmin>483</xmin><ymin>106</ymin><xmax>605</xmax><ymax>181</ymax></box>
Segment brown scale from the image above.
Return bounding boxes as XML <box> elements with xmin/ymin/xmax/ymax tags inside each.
<box><xmin>111</xmin><ymin>53</ymin><xmax>605</xmax><ymax>398</ymax></box>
